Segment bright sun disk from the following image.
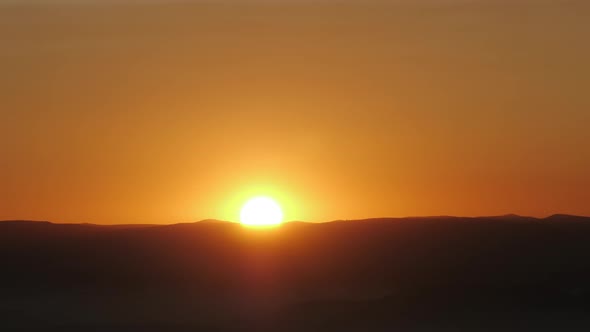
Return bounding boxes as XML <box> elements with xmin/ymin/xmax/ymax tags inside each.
<box><xmin>240</xmin><ymin>196</ymin><xmax>284</xmax><ymax>226</ymax></box>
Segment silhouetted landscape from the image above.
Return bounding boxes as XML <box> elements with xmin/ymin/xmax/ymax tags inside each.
<box><xmin>2</xmin><ymin>215</ymin><xmax>590</xmax><ymax>331</ymax></box>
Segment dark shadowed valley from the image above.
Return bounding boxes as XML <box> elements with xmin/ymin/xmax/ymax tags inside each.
<box><xmin>2</xmin><ymin>215</ymin><xmax>590</xmax><ymax>331</ymax></box>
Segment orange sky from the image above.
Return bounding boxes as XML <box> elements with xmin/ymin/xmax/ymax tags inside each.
<box><xmin>1</xmin><ymin>1</ymin><xmax>589</xmax><ymax>224</ymax></box>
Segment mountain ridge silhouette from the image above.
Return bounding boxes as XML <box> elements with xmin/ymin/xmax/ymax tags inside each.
<box><xmin>3</xmin><ymin>213</ymin><xmax>589</xmax><ymax>227</ymax></box>
<box><xmin>1</xmin><ymin>215</ymin><xmax>590</xmax><ymax>331</ymax></box>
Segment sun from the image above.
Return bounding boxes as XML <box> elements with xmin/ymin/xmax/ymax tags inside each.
<box><xmin>240</xmin><ymin>196</ymin><xmax>284</xmax><ymax>227</ymax></box>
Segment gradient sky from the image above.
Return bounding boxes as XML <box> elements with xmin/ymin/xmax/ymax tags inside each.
<box><xmin>1</xmin><ymin>0</ymin><xmax>589</xmax><ymax>224</ymax></box>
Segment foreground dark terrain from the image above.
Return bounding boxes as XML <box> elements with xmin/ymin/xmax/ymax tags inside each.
<box><xmin>2</xmin><ymin>215</ymin><xmax>590</xmax><ymax>331</ymax></box>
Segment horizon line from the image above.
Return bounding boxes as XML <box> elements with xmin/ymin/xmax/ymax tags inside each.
<box><xmin>1</xmin><ymin>213</ymin><xmax>589</xmax><ymax>226</ymax></box>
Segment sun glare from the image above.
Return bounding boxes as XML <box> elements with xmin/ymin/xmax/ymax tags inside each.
<box><xmin>240</xmin><ymin>196</ymin><xmax>284</xmax><ymax>227</ymax></box>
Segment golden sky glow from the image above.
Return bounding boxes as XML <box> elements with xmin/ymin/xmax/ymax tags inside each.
<box><xmin>1</xmin><ymin>1</ymin><xmax>589</xmax><ymax>223</ymax></box>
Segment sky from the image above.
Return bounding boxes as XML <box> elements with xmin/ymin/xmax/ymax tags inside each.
<box><xmin>1</xmin><ymin>0</ymin><xmax>589</xmax><ymax>224</ymax></box>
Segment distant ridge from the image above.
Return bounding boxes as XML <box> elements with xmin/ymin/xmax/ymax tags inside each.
<box><xmin>545</xmin><ymin>214</ymin><xmax>590</xmax><ymax>221</ymax></box>
<box><xmin>1</xmin><ymin>214</ymin><xmax>590</xmax><ymax>227</ymax></box>
<box><xmin>196</xmin><ymin>219</ymin><xmax>236</xmax><ymax>224</ymax></box>
<box><xmin>0</xmin><ymin>220</ymin><xmax>53</xmax><ymax>225</ymax></box>
<box><xmin>480</xmin><ymin>214</ymin><xmax>538</xmax><ymax>221</ymax></box>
